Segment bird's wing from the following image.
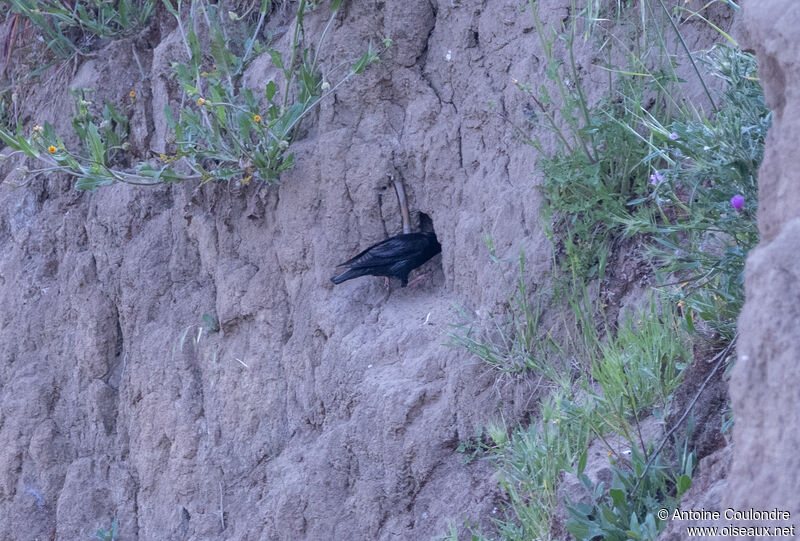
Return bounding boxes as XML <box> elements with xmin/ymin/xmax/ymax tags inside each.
<box><xmin>338</xmin><ymin>235</ymin><xmax>429</xmax><ymax>269</ymax></box>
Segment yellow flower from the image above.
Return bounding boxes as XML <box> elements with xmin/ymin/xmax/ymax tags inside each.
<box><xmin>240</xmin><ymin>175</ymin><xmax>252</xmax><ymax>186</ymax></box>
<box><xmin>253</xmin><ymin>114</ymin><xmax>261</xmax><ymax>123</ymax></box>
<box><xmin>32</xmin><ymin>125</ymin><xmax>43</xmax><ymax>135</ymax></box>
<box><xmin>47</xmin><ymin>145</ymin><xmax>57</xmax><ymax>154</ymax></box>
<box><xmin>129</xmin><ymin>90</ymin><xmax>136</xmax><ymax>98</ymax></box>
<box><xmin>197</xmin><ymin>97</ymin><xmax>206</xmax><ymax>106</ymax></box>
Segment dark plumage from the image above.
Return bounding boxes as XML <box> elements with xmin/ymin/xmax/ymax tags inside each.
<box><xmin>331</xmin><ymin>232</ymin><xmax>441</xmax><ymax>287</ymax></box>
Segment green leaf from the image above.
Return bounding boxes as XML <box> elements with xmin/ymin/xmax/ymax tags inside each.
<box><xmin>202</xmin><ymin>313</ymin><xmax>219</xmax><ymax>332</ymax></box>
<box><xmin>186</xmin><ymin>28</ymin><xmax>202</xmax><ymax>70</ymax></box>
<box><xmin>86</xmin><ymin>123</ymin><xmax>107</xmax><ymax>166</ymax></box>
<box><xmin>268</xmin><ymin>49</ymin><xmax>284</xmax><ymax>70</ymax></box>
<box><xmin>0</xmin><ymin>127</ymin><xmax>39</xmax><ymax>158</ymax></box>
<box><xmin>277</xmin><ymin>152</ymin><xmax>294</xmax><ymax>172</ymax></box>
<box><xmin>162</xmin><ymin>0</ymin><xmax>179</xmax><ymax>18</ymax></box>
<box><xmin>677</xmin><ymin>474</ymin><xmax>692</xmax><ymax>496</ymax></box>
<box><xmin>265</xmin><ymin>80</ymin><xmax>277</xmax><ymax>102</ymax></box>
<box><xmin>274</xmin><ymin>102</ymin><xmax>305</xmax><ymax>136</ymax></box>
<box><xmin>684</xmin><ymin>309</ymin><xmax>695</xmax><ymax>333</ymax></box>
<box><xmin>577</xmin><ymin>448</ymin><xmax>588</xmax><ymax>476</ymax></box>
<box><xmin>352</xmin><ymin>49</ymin><xmax>373</xmax><ymax>74</ymax></box>
<box><xmin>609</xmin><ymin>488</ymin><xmax>626</xmax><ymax>510</ymax></box>
<box><xmin>75</xmin><ymin>174</ymin><xmax>110</xmax><ymax>191</ymax></box>
<box><xmin>237</xmin><ymin>113</ymin><xmax>251</xmax><ymax>140</ymax></box>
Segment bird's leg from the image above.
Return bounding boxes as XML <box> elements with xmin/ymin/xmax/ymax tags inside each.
<box><xmin>405</xmin><ymin>273</ymin><xmax>428</xmax><ymax>288</ymax></box>
<box><xmin>384</xmin><ymin>276</ymin><xmax>391</xmax><ymax>289</ymax></box>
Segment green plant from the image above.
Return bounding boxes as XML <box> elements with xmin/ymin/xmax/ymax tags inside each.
<box><xmin>434</xmin><ymin>522</ymin><xmax>461</xmax><ymax>541</ymax></box>
<box><xmin>92</xmin><ymin>518</ymin><xmax>118</xmax><ymax>541</ymax></box>
<box><xmin>567</xmin><ymin>441</ymin><xmax>694</xmax><ymax>541</ymax></box>
<box><xmin>454</xmin><ymin>421</ymin><xmax>512</xmax><ymax>474</ymax></box>
<box><xmin>519</xmin><ymin>0</ymin><xmax>695</xmax><ymax>281</ymax></box>
<box><xmin>449</xmin><ymin>282</ymin><xmax>693</xmax><ymax>540</ymax></box>
<box><xmin>449</xmin><ymin>243</ymin><xmax>565</xmax><ymax>384</ymax></box>
<box><xmin>617</xmin><ymin>46</ymin><xmax>768</xmax><ymax>339</ymax></box>
<box><xmin>0</xmin><ymin>0</ymin><xmax>382</xmax><ymax>190</ymax></box>
<box><xmin>560</xmin><ymin>280</ymin><xmax>603</xmax><ymax>370</ymax></box>
<box><xmin>0</xmin><ymin>89</ymin><xmax>141</xmax><ymax>189</ymax></box>
<box><xmin>587</xmin><ymin>297</ymin><xmax>689</xmax><ymax>442</ymax></box>
<box><xmin>485</xmin><ymin>395</ymin><xmax>591</xmax><ymax>541</ymax></box>
<box><xmin>162</xmin><ymin>0</ymin><xmax>375</xmax><ymax>186</ymax></box>
<box><xmin>448</xmin><ymin>3</ymin><xmax>756</xmax><ymax>540</ymax></box>
<box><xmin>0</xmin><ymin>90</ymin><xmax>14</xmax><ymax>133</ymax></box>
<box><xmin>554</xmin><ymin>297</ymin><xmax>689</xmax><ymax>540</ymax></box>
<box><xmin>448</xmin><ymin>243</ymin><xmax>692</xmax><ymax>539</ymax></box>
<box><xmin>201</xmin><ymin>312</ymin><xmax>219</xmax><ymax>333</ymax></box>
<box><xmin>8</xmin><ymin>0</ymin><xmax>155</xmax><ymax>59</ymax></box>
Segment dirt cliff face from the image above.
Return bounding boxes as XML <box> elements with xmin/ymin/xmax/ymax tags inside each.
<box><xmin>0</xmin><ymin>1</ymin><xmax>750</xmax><ymax>539</ymax></box>
<box><xmin>727</xmin><ymin>0</ymin><xmax>800</xmax><ymax>522</ymax></box>
<box><xmin>0</xmin><ymin>2</ymin><xmax>554</xmax><ymax>538</ymax></box>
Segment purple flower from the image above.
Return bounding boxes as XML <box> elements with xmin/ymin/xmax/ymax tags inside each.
<box><xmin>730</xmin><ymin>194</ymin><xmax>744</xmax><ymax>211</ymax></box>
<box><xmin>669</xmin><ymin>132</ymin><xmax>679</xmax><ymax>140</ymax></box>
<box><xmin>649</xmin><ymin>171</ymin><xmax>665</xmax><ymax>185</ymax></box>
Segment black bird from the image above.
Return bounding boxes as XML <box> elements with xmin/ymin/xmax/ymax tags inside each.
<box><xmin>331</xmin><ymin>232</ymin><xmax>441</xmax><ymax>287</ymax></box>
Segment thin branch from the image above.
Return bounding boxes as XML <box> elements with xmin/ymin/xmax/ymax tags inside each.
<box><xmin>632</xmin><ymin>335</ymin><xmax>736</xmax><ymax>493</ymax></box>
<box><xmin>392</xmin><ymin>176</ymin><xmax>411</xmax><ymax>234</ymax></box>
<box><xmin>656</xmin><ymin>0</ymin><xmax>717</xmax><ymax>112</ymax></box>
<box><xmin>242</xmin><ymin>0</ymin><xmax>268</xmax><ymax>66</ymax></box>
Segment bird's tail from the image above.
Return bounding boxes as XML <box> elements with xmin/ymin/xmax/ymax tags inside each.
<box><xmin>330</xmin><ymin>268</ymin><xmax>361</xmax><ymax>285</ymax></box>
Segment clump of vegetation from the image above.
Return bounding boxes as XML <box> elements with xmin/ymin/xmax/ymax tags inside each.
<box><xmin>0</xmin><ymin>0</ymin><xmax>383</xmax><ymax>189</ymax></box>
<box><xmin>447</xmin><ymin>1</ymin><xmax>762</xmax><ymax>539</ymax></box>
<box><xmin>528</xmin><ymin>1</ymin><xmax>767</xmax><ymax>338</ymax></box>
<box><xmin>92</xmin><ymin>518</ymin><xmax>118</xmax><ymax>541</ymax></box>
<box><xmin>450</xmin><ymin>246</ymin><xmax>563</xmax><ymax>384</ymax></box>
<box><xmin>486</xmin><ymin>395</ymin><xmax>592</xmax><ymax>541</ymax></box>
<box><xmin>567</xmin><ymin>440</ymin><xmax>694</xmax><ymax>541</ymax></box>
<box><xmin>452</xmin><ymin>268</ymin><xmax>692</xmax><ymax>539</ymax></box>
<box><xmin>7</xmin><ymin>0</ymin><xmax>155</xmax><ymax>59</ymax></box>
<box><xmin>618</xmin><ymin>45</ymin><xmax>767</xmax><ymax>339</ymax></box>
